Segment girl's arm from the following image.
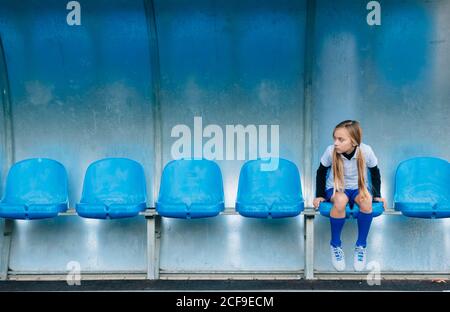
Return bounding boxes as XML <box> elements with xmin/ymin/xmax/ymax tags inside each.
<box><xmin>368</xmin><ymin>166</ymin><xmax>381</xmax><ymax>198</ymax></box>
<box><xmin>369</xmin><ymin>165</ymin><xmax>386</xmax><ymax>209</ymax></box>
<box><xmin>315</xmin><ymin>163</ymin><xmax>330</xmax><ymax>198</ymax></box>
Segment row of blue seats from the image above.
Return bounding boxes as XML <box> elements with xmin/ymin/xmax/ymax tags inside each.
<box><xmin>0</xmin><ymin>157</ymin><xmax>448</xmax><ymax>220</ymax></box>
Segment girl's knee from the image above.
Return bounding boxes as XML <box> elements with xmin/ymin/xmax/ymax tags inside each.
<box><xmin>359</xmin><ymin>205</ymin><xmax>373</xmax><ymax>213</ymax></box>
<box><xmin>332</xmin><ymin>192</ymin><xmax>349</xmax><ymax>210</ymax></box>
<box><xmin>357</xmin><ymin>195</ymin><xmax>373</xmax><ymax>213</ymax></box>
<box><xmin>356</xmin><ymin>193</ymin><xmax>372</xmax><ymax>205</ymax></box>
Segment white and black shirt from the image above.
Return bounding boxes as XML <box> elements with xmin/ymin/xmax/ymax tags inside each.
<box><xmin>315</xmin><ymin>143</ymin><xmax>381</xmax><ymax>198</ymax></box>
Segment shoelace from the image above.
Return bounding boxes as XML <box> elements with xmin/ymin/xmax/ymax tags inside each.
<box><xmin>332</xmin><ymin>247</ymin><xmax>344</xmax><ymax>261</ymax></box>
<box><xmin>355</xmin><ymin>247</ymin><xmax>365</xmax><ymax>261</ymax></box>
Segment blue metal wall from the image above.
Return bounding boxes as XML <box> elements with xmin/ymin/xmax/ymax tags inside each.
<box><xmin>0</xmin><ymin>0</ymin><xmax>449</xmax><ymax>275</ymax></box>
<box><xmin>313</xmin><ymin>0</ymin><xmax>450</xmax><ymax>207</ymax></box>
<box><xmin>157</xmin><ymin>0</ymin><xmax>308</xmax><ymax>273</ymax></box>
<box><xmin>312</xmin><ymin>0</ymin><xmax>450</xmax><ymax>273</ymax></box>
<box><xmin>0</xmin><ymin>0</ymin><xmax>155</xmax><ymax>207</ymax></box>
<box><xmin>0</xmin><ymin>0</ymin><xmax>154</xmax><ymax>273</ymax></box>
<box><xmin>155</xmin><ymin>0</ymin><xmax>307</xmax><ymax>208</ymax></box>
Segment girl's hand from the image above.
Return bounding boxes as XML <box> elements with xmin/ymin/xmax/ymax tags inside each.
<box><xmin>313</xmin><ymin>197</ymin><xmax>326</xmax><ymax>209</ymax></box>
<box><xmin>374</xmin><ymin>197</ymin><xmax>386</xmax><ymax>210</ymax></box>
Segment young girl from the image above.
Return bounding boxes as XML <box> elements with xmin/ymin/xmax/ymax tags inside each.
<box><xmin>313</xmin><ymin>120</ymin><xmax>386</xmax><ymax>272</ymax></box>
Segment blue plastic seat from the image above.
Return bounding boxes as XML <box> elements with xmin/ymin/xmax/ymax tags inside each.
<box><xmin>394</xmin><ymin>157</ymin><xmax>450</xmax><ymax>218</ymax></box>
<box><xmin>318</xmin><ymin>168</ymin><xmax>384</xmax><ymax>218</ymax></box>
<box><xmin>0</xmin><ymin>158</ymin><xmax>68</xmax><ymax>219</ymax></box>
<box><xmin>76</xmin><ymin>158</ymin><xmax>147</xmax><ymax>219</ymax></box>
<box><xmin>156</xmin><ymin>159</ymin><xmax>224</xmax><ymax>219</ymax></box>
<box><xmin>236</xmin><ymin>158</ymin><xmax>304</xmax><ymax>218</ymax></box>
<box><xmin>319</xmin><ymin>201</ymin><xmax>384</xmax><ymax>219</ymax></box>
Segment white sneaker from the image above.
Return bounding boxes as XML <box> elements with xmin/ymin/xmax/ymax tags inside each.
<box><xmin>354</xmin><ymin>246</ymin><xmax>367</xmax><ymax>271</ymax></box>
<box><xmin>330</xmin><ymin>245</ymin><xmax>345</xmax><ymax>271</ymax></box>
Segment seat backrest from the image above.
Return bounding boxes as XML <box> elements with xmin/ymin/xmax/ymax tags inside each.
<box><xmin>2</xmin><ymin>158</ymin><xmax>68</xmax><ymax>204</ymax></box>
<box><xmin>237</xmin><ymin>158</ymin><xmax>303</xmax><ymax>206</ymax></box>
<box><xmin>80</xmin><ymin>158</ymin><xmax>147</xmax><ymax>205</ymax></box>
<box><xmin>394</xmin><ymin>157</ymin><xmax>450</xmax><ymax>204</ymax></box>
<box><xmin>158</xmin><ymin>159</ymin><xmax>224</xmax><ymax>207</ymax></box>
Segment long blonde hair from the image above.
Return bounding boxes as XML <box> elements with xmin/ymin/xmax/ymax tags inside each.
<box><xmin>332</xmin><ymin>120</ymin><xmax>370</xmax><ymax>200</ymax></box>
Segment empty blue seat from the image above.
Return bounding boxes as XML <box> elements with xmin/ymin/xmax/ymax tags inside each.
<box><xmin>156</xmin><ymin>159</ymin><xmax>224</xmax><ymax>219</ymax></box>
<box><xmin>76</xmin><ymin>158</ymin><xmax>147</xmax><ymax>219</ymax></box>
<box><xmin>0</xmin><ymin>158</ymin><xmax>68</xmax><ymax>219</ymax></box>
<box><xmin>394</xmin><ymin>157</ymin><xmax>450</xmax><ymax>218</ymax></box>
<box><xmin>319</xmin><ymin>168</ymin><xmax>384</xmax><ymax>218</ymax></box>
<box><xmin>236</xmin><ymin>158</ymin><xmax>304</xmax><ymax>218</ymax></box>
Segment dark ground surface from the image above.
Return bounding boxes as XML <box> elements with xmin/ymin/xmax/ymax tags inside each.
<box><xmin>0</xmin><ymin>279</ymin><xmax>449</xmax><ymax>291</ymax></box>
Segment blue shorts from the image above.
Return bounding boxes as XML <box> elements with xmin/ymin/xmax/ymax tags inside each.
<box><xmin>325</xmin><ymin>188</ymin><xmax>371</xmax><ymax>207</ymax></box>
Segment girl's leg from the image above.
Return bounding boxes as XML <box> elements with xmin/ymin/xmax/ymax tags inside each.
<box><xmin>353</xmin><ymin>192</ymin><xmax>373</xmax><ymax>271</ymax></box>
<box><xmin>329</xmin><ymin>192</ymin><xmax>349</xmax><ymax>247</ymax></box>
<box><xmin>354</xmin><ymin>192</ymin><xmax>373</xmax><ymax>247</ymax></box>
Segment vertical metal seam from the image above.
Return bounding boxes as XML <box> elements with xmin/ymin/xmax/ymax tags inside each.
<box><xmin>303</xmin><ymin>0</ymin><xmax>316</xmax><ymax>206</ymax></box>
<box><xmin>0</xmin><ymin>36</ymin><xmax>15</xmax><ymax>175</ymax></box>
<box><xmin>0</xmin><ymin>34</ymin><xmax>15</xmax><ymax>282</ymax></box>
<box><xmin>144</xmin><ymin>0</ymin><xmax>162</xmax><ymax>207</ymax></box>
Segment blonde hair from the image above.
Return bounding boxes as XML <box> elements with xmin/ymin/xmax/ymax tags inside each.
<box><xmin>332</xmin><ymin>120</ymin><xmax>370</xmax><ymax>200</ymax></box>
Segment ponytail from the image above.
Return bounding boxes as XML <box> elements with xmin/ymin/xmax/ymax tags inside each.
<box><xmin>356</xmin><ymin>146</ymin><xmax>371</xmax><ymax>200</ymax></box>
<box><xmin>332</xmin><ymin>148</ymin><xmax>344</xmax><ymax>198</ymax></box>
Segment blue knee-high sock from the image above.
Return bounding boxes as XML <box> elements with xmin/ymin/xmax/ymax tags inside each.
<box><xmin>330</xmin><ymin>217</ymin><xmax>346</xmax><ymax>247</ymax></box>
<box><xmin>356</xmin><ymin>211</ymin><xmax>373</xmax><ymax>247</ymax></box>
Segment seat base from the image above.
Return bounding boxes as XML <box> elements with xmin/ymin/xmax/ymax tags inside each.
<box><xmin>319</xmin><ymin>202</ymin><xmax>384</xmax><ymax>218</ymax></box>
<box><xmin>76</xmin><ymin>202</ymin><xmax>146</xmax><ymax>219</ymax></box>
<box><xmin>156</xmin><ymin>202</ymin><xmax>224</xmax><ymax>219</ymax></box>
<box><xmin>0</xmin><ymin>203</ymin><xmax>68</xmax><ymax>220</ymax></box>
<box><xmin>236</xmin><ymin>202</ymin><xmax>304</xmax><ymax>218</ymax></box>
<box><xmin>395</xmin><ymin>202</ymin><xmax>450</xmax><ymax>219</ymax></box>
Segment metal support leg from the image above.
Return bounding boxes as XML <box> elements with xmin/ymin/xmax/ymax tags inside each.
<box><xmin>0</xmin><ymin>219</ymin><xmax>13</xmax><ymax>280</ymax></box>
<box><xmin>146</xmin><ymin>215</ymin><xmax>161</xmax><ymax>280</ymax></box>
<box><xmin>304</xmin><ymin>209</ymin><xmax>315</xmax><ymax>280</ymax></box>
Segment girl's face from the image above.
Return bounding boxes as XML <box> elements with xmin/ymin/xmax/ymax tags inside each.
<box><xmin>333</xmin><ymin>127</ymin><xmax>356</xmax><ymax>154</ymax></box>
